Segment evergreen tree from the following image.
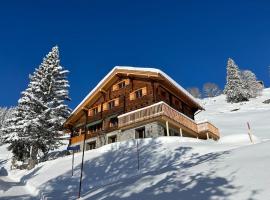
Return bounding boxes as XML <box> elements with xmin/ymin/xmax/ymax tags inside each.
<box><xmin>224</xmin><ymin>58</ymin><xmax>249</xmax><ymax>103</ymax></box>
<box><xmin>241</xmin><ymin>70</ymin><xmax>262</xmax><ymax>98</ymax></box>
<box><xmin>0</xmin><ymin>107</ymin><xmax>16</xmax><ymax>144</ymax></box>
<box><xmin>2</xmin><ymin>105</ymin><xmax>31</xmax><ymax>162</ymax></box>
<box><xmin>2</xmin><ymin>46</ymin><xmax>71</xmax><ymax>167</ymax></box>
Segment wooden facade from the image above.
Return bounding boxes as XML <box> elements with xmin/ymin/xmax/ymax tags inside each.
<box><xmin>65</xmin><ymin>67</ymin><xmax>220</xmax><ymax>148</ymax></box>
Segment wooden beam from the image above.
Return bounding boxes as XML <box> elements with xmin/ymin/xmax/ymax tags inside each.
<box><xmin>99</xmin><ymin>88</ymin><xmax>107</xmax><ymax>94</ymax></box>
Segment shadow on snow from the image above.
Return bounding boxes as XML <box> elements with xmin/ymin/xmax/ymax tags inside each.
<box><xmin>28</xmin><ymin>139</ymin><xmax>244</xmax><ymax>200</ymax></box>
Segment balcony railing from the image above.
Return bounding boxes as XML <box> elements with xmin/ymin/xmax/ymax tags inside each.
<box><xmin>197</xmin><ymin>121</ymin><xmax>220</xmax><ymax>138</ymax></box>
<box><xmin>118</xmin><ymin>101</ymin><xmax>198</xmax><ymax>132</ymax></box>
<box><xmin>70</xmin><ymin>131</ymin><xmax>100</xmax><ymax>145</ymax></box>
<box><xmin>118</xmin><ymin>101</ymin><xmax>220</xmax><ymax>139</ymax></box>
<box><xmin>70</xmin><ymin>134</ymin><xmax>84</xmax><ymax>145</ymax></box>
<box><xmin>118</xmin><ymin>102</ymin><xmax>164</xmax><ymax>128</ymax></box>
<box><xmin>162</xmin><ymin>103</ymin><xmax>198</xmax><ymax>133</ymax></box>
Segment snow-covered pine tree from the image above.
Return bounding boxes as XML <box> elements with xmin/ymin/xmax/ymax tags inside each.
<box><xmin>38</xmin><ymin>46</ymin><xmax>71</xmax><ymax>152</ymax></box>
<box><xmin>241</xmin><ymin>70</ymin><xmax>262</xmax><ymax>98</ymax></box>
<box><xmin>0</xmin><ymin>107</ymin><xmax>16</xmax><ymax>144</ymax></box>
<box><xmin>0</xmin><ymin>108</ymin><xmax>7</xmax><ymax>134</ymax></box>
<box><xmin>224</xmin><ymin>58</ymin><xmax>249</xmax><ymax>103</ymax></box>
<box><xmin>1</xmin><ymin>104</ymin><xmax>32</xmax><ymax>162</ymax></box>
<box><xmin>20</xmin><ymin>46</ymin><xmax>71</xmax><ymax>164</ymax></box>
<box><xmin>2</xmin><ymin>46</ymin><xmax>71</xmax><ymax>167</ymax></box>
<box><xmin>0</xmin><ymin>107</ymin><xmax>7</xmax><ymax>143</ymax></box>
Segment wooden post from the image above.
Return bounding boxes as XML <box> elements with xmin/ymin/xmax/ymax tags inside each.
<box><xmin>206</xmin><ymin>132</ymin><xmax>209</xmax><ymax>140</ymax></box>
<box><xmin>136</xmin><ymin>139</ymin><xmax>140</xmax><ymax>171</ymax></box>
<box><xmin>72</xmin><ymin>151</ymin><xmax>74</xmax><ymax>176</ymax></box>
<box><xmin>78</xmin><ymin>133</ymin><xmax>86</xmax><ymax>199</ymax></box>
<box><xmin>78</xmin><ymin>110</ymin><xmax>88</xmax><ymax>198</ymax></box>
<box><xmin>179</xmin><ymin>128</ymin><xmax>183</xmax><ymax>137</ymax></box>
<box><xmin>166</xmin><ymin>121</ymin><xmax>169</xmax><ymax>136</ymax></box>
<box><xmin>247</xmin><ymin>122</ymin><xmax>254</xmax><ymax>143</ymax></box>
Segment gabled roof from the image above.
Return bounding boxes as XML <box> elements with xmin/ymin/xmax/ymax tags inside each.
<box><xmin>65</xmin><ymin>66</ymin><xmax>204</xmax><ymax>124</ymax></box>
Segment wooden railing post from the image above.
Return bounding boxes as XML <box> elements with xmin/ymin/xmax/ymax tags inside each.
<box><xmin>179</xmin><ymin>128</ymin><xmax>183</xmax><ymax>137</ymax></box>
<box><xmin>166</xmin><ymin>121</ymin><xmax>169</xmax><ymax>136</ymax></box>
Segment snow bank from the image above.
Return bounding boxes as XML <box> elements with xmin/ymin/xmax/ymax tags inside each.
<box><xmin>218</xmin><ymin>134</ymin><xmax>261</xmax><ymax>145</ymax></box>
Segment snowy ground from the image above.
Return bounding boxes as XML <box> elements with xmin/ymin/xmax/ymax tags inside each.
<box><xmin>0</xmin><ymin>88</ymin><xmax>270</xmax><ymax>200</ymax></box>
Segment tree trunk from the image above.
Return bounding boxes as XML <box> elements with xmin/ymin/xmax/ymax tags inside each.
<box><xmin>27</xmin><ymin>145</ymin><xmax>38</xmax><ymax>170</ymax></box>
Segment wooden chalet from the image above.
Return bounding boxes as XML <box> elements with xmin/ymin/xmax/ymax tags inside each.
<box><xmin>64</xmin><ymin>67</ymin><xmax>220</xmax><ymax>151</ymax></box>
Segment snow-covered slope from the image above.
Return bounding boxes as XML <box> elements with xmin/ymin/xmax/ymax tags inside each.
<box><xmin>196</xmin><ymin>88</ymin><xmax>270</xmax><ymax>139</ymax></box>
<box><xmin>1</xmin><ymin>89</ymin><xmax>270</xmax><ymax>200</ymax></box>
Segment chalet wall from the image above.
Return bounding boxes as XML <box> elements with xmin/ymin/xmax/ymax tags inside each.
<box><xmin>145</xmin><ymin>122</ymin><xmax>166</xmax><ymax>137</ymax></box>
<box><xmin>118</xmin><ymin>122</ymin><xmax>166</xmax><ymax>142</ymax></box>
<box><xmin>71</xmin><ymin>76</ymin><xmax>196</xmax><ymax>133</ymax></box>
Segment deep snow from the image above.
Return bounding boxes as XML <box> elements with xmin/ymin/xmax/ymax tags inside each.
<box><xmin>1</xmin><ymin>88</ymin><xmax>270</xmax><ymax>200</ymax></box>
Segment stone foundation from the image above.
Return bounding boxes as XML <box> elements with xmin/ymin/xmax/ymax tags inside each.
<box><xmin>79</xmin><ymin>121</ymin><xmax>184</xmax><ymax>151</ymax></box>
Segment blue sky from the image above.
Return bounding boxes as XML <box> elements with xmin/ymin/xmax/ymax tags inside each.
<box><xmin>0</xmin><ymin>0</ymin><xmax>270</xmax><ymax>109</ymax></box>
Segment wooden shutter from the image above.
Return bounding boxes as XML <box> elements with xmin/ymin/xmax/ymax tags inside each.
<box><xmin>130</xmin><ymin>92</ymin><xmax>135</xmax><ymax>100</ymax></box>
<box><xmin>98</xmin><ymin>104</ymin><xmax>102</xmax><ymax>112</ymax></box>
<box><xmin>103</xmin><ymin>103</ymin><xmax>108</xmax><ymax>111</ymax></box>
<box><xmin>142</xmin><ymin>87</ymin><xmax>147</xmax><ymax>96</ymax></box>
<box><xmin>115</xmin><ymin>98</ymin><xmax>119</xmax><ymax>106</ymax></box>
<box><xmin>88</xmin><ymin>109</ymin><xmax>93</xmax><ymax>116</ymax></box>
<box><xmin>112</xmin><ymin>84</ymin><xmax>118</xmax><ymax>91</ymax></box>
<box><xmin>125</xmin><ymin>79</ymin><xmax>130</xmax><ymax>85</ymax></box>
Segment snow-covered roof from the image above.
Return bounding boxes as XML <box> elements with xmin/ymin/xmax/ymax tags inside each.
<box><xmin>69</xmin><ymin>66</ymin><xmax>204</xmax><ymax>118</ymax></box>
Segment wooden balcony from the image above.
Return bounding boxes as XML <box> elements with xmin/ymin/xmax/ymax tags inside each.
<box><xmin>118</xmin><ymin>101</ymin><xmax>220</xmax><ymax>140</ymax></box>
<box><xmin>197</xmin><ymin>121</ymin><xmax>220</xmax><ymax>140</ymax></box>
<box><xmin>70</xmin><ymin>134</ymin><xmax>84</xmax><ymax>145</ymax></box>
<box><xmin>70</xmin><ymin>131</ymin><xmax>100</xmax><ymax>145</ymax></box>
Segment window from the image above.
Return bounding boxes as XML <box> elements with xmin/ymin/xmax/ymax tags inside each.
<box><xmin>118</xmin><ymin>81</ymin><xmax>125</xmax><ymax>89</ymax></box>
<box><xmin>108</xmin><ymin>100</ymin><xmax>115</xmax><ymax>109</ymax></box>
<box><xmin>109</xmin><ymin>117</ymin><xmax>118</xmax><ymax>127</ymax></box>
<box><xmin>135</xmin><ymin>127</ymin><xmax>145</xmax><ymax>139</ymax></box>
<box><xmin>169</xmin><ymin>130</ymin><xmax>180</xmax><ymax>136</ymax></box>
<box><xmin>93</xmin><ymin>107</ymin><xmax>98</xmax><ymax>115</ymax></box>
<box><xmin>88</xmin><ymin>105</ymin><xmax>101</xmax><ymax>116</ymax></box>
<box><xmin>103</xmin><ymin>98</ymin><xmax>119</xmax><ymax>111</ymax></box>
<box><xmin>135</xmin><ymin>89</ymin><xmax>143</xmax><ymax>98</ymax></box>
<box><xmin>86</xmin><ymin>141</ymin><xmax>96</xmax><ymax>150</ymax></box>
<box><xmin>88</xmin><ymin>122</ymin><xmax>103</xmax><ymax>133</ymax></box>
<box><xmin>112</xmin><ymin>79</ymin><xmax>130</xmax><ymax>91</ymax></box>
<box><xmin>130</xmin><ymin>87</ymin><xmax>147</xmax><ymax>100</ymax></box>
<box><xmin>108</xmin><ymin>135</ymin><xmax>117</xmax><ymax>144</ymax></box>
